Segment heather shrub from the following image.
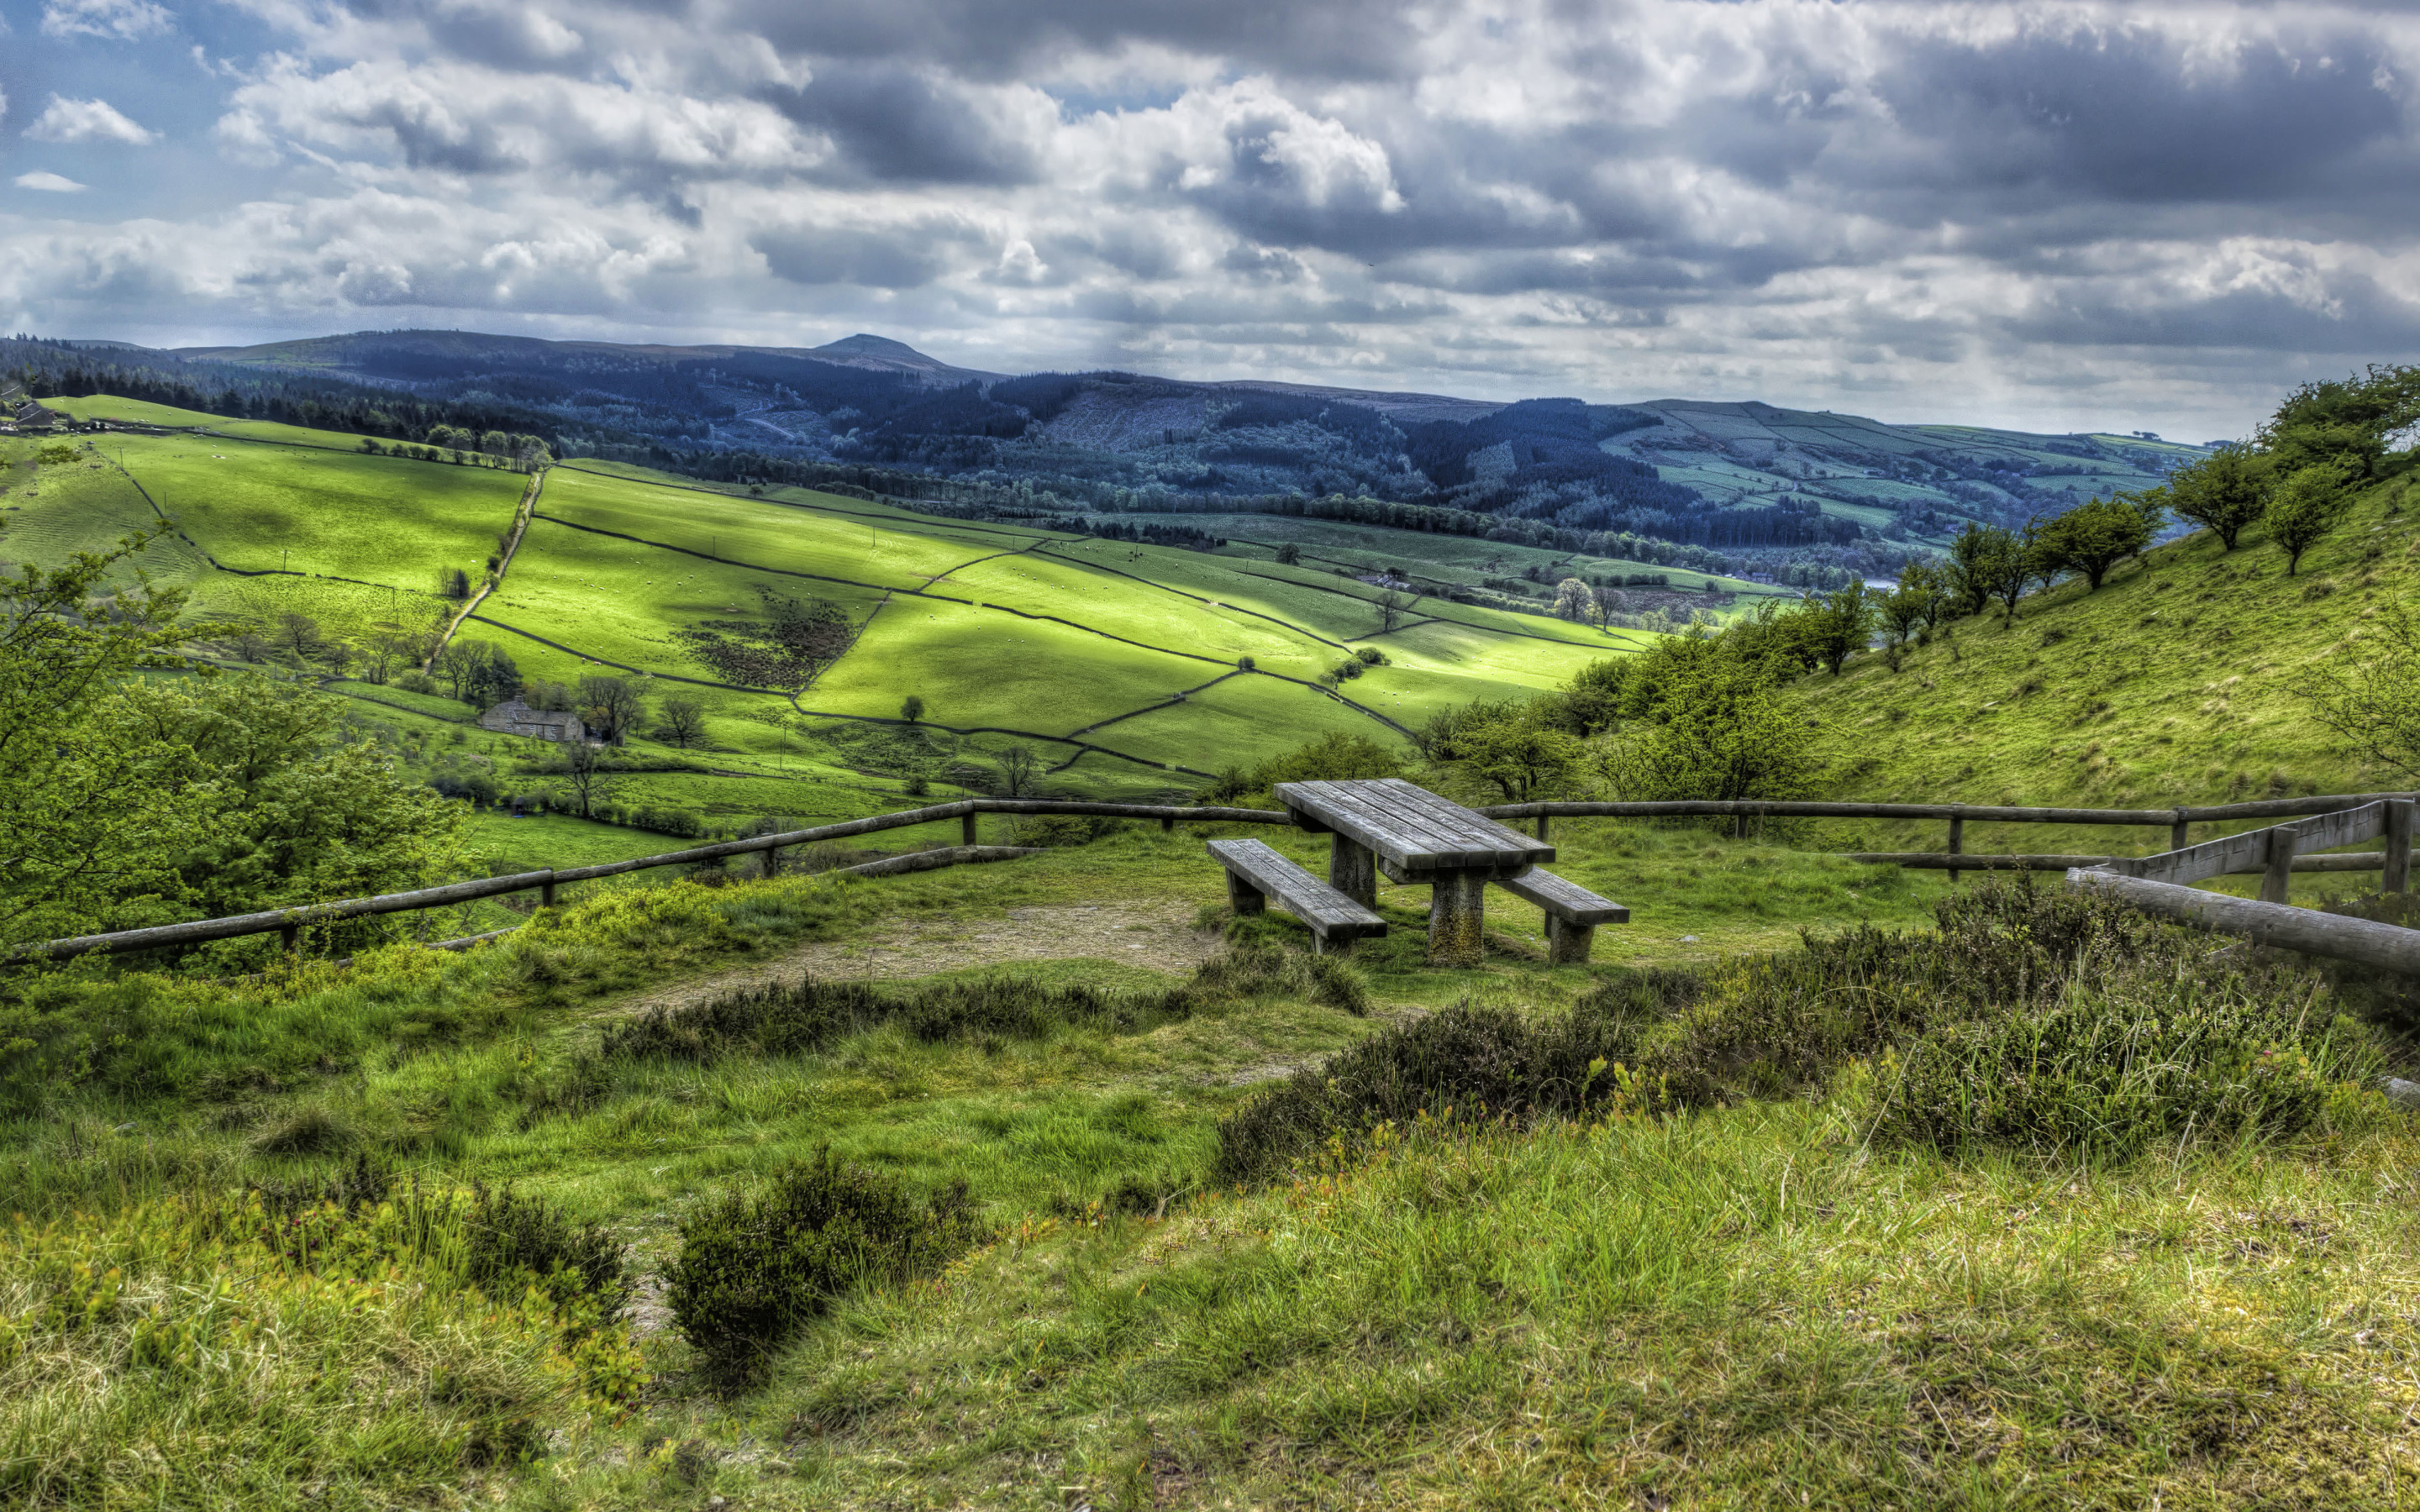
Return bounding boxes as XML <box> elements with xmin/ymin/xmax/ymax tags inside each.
<box><xmin>665</xmin><ymin>1148</ymin><xmax>984</xmax><ymax>1384</ymax></box>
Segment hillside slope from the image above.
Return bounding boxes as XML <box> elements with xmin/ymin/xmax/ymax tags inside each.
<box><xmin>1789</xmin><ymin>470</ymin><xmax>2419</xmax><ymax>849</ymax></box>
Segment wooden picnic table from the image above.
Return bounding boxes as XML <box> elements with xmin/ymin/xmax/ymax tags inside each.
<box><xmin>1272</xmin><ymin>778</ymin><xmax>1556</xmax><ymax>965</ymax></box>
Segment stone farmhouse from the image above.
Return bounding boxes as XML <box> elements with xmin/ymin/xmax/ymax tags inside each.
<box><xmin>478</xmin><ymin>697</ymin><xmax>589</xmax><ymax>743</ymax></box>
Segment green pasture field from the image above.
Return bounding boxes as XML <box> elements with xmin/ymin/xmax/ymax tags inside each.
<box><xmin>806</xmin><ymin>596</ymin><xmax>1213</xmax><ymax>738</ymax></box>
<box><xmin>1180</xmin><ymin>510</ymin><xmax>1769</xmax><ymax>595</ymax></box>
<box><xmin>40</xmin><ymin>393</ymin><xmax>225</xmax><ymax>428</ymax></box>
<box><xmin>542</xmin><ymin>465</ymin><xmax>1019</xmax><ymax>586</ymax></box>
<box><xmin>110</xmin><ymin>432</ymin><xmax>523</xmax><ymax>588</ymax></box>
<box><xmin>1077</xmin><ymin>674</ymin><xmax>1380</xmax><ymax>771</ymax></box>
<box><xmin>0</xmin><ymin>438</ymin><xmax>208</xmax><ymax>579</ymax></box>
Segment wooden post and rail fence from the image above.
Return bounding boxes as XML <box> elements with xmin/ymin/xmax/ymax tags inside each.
<box><xmin>10</xmin><ymin>790</ymin><xmax>2414</xmax><ymax>971</ymax></box>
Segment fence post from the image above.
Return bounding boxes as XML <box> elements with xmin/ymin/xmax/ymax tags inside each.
<box><xmin>761</xmin><ymin>846</ymin><xmax>782</xmax><ymax>880</ymax></box>
<box><xmin>279</xmin><ymin>922</ymin><xmax>299</xmax><ymax>954</ymax></box>
<box><xmin>1947</xmin><ymin>811</ymin><xmax>1965</xmax><ymax>886</ymax></box>
<box><xmin>1160</xmin><ymin>816</ymin><xmax>1174</xmax><ymax>833</ymax></box>
<box><xmin>2387</xmin><ymin>801</ymin><xmax>2414</xmax><ymax>894</ymax></box>
<box><xmin>539</xmin><ymin>872</ymin><xmax>558</xmax><ymax>908</ymax></box>
<box><xmin>1536</xmin><ymin>811</ymin><xmax>1551</xmax><ymax>843</ymax></box>
<box><xmin>2170</xmin><ymin>810</ymin><xmax>2190</xmax><ymax>852</ymax></box>
<box><xmin>2260</xmin><ymin>823</ymin><xmax>2297</xmax><ymax>905</ymax></box>
<box><xmin>961</xmin><ymin>811</ymin><xmax>979</xmax><ymax>847</ymax></box>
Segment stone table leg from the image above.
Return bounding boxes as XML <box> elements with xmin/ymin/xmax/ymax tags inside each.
<box><xmin>1329</xmin><ymin>834</ymin><xmax>1377</xmax><ymax>909</ymax></box>
<box><xmin>1427</xmin><ymin>870</ymin><xmax>1486</xmax><ymax>967</ymax></box>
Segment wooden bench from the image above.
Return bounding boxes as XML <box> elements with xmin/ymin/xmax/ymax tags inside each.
<box><xmin>1494</xmin><ymin>867</ymin><xmax>1628</xmax><ymax>963</ymax></box>
<box><xmin>1207</xmin><ymin>839</ymin><xmax>1388</xmax><ymax>956</ymax></box>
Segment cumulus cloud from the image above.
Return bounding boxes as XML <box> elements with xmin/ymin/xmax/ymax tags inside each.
<box><xmin>40</xmin><ymin>0</ymin><xmax>173</xmax><ymax>42</ymax></box>
<box><xmin>12</xmin><ymin>0</ymin><xmax>2420</xmax><ymax>435</ymax></box>
<box><xmin>13</xmin><ymin>171</ymin><xmax>88</xmax><ymax>192</ymax></box>
<box><xmin>26</xmin><ymin>95</ymin><xmax>157</xmax><ymax>144</ymax></box>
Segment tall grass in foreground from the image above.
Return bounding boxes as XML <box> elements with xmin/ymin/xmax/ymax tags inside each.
<box><xmin>0</xmin><ymin>1179</ymin><xmax>639</xmax><ymax>1511</ymax></box>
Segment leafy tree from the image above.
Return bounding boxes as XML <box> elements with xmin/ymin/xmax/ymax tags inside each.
<box><xmin>2293</xmin><ymin>601</ymin><xmax>2420</xmax><ymax>780</ymax></box>
<box><xmin>1592</xmin><ymin>652</ymin><xmax>1822</xmax><ymax>805</ymax></box>
<box><xmin>1876</xmin><ymin>577</ymin><xmax>1926</xmax><ymax>670</ymax></box>
<box><xmin>1428</xmin><ymin>699</ymin><xmax>1581</xmax><ymax>801</ymax></box>
<box><xmin>99</xmin><ymin>677</ymin><xmax>466</xmax><ymax>931</ymax></box>
<box><xmin>1274</xmin><ymin>543</ymin><xmax>1302</xmax><ymax>565</ymax></box>
<box><xmin>1795</xmin><ymin>580</ymin><xmax>1874</xmax><ymax>675</ymax></box>
<box><xmin>577</xmin><ymin>675</ymin><xmax>645</xmax><ymax>743</ymax></box>
<box><xmin>0</xmin><ymin>530</ymin><xmax>210</xmax><ymax>946</ymax></box>
<box><xmin>900</xmin><ymin>695</ymin><xmax>925</xmax><ymax>722</ymax></box>
<box><xmin>1949</xmin><ymin>522</ymin><xmax>2012</xmax><ymax>616</ymax></box>
<box><xmin>436</xmin><ymin>639</ymin><xmax>518</xmax><ymax>708</ymax></box>
<box><xmin>36</xmin><ymin>442</ymin><xmax>81</xmax><ymax>466</ymax></box>
<box><xmin>2031</xmin><ymin>493</ymin><xmax>2159</xmax><ymax>591</ymax></box>
<box><xmin>2265</xmin><ymin>466</ymin><xmax>2349</xmax><ymax>576</ymax></box>
<box><xmin>1552</xmin><ymin>578</ymin><xmax>1594</xmax><ymax>622</ymax></box>
<box><xmin>1553</xmin><ymin>658</ymin><xmax>1633</xmax><ymax>736</ymax></box>
<box><xmin>2260</xmin><ymin>365</ymin><xmax>2420</xmax><ymax>480</ymax></box>
<box><xmin>656</xmin><ymin>696</ymin><xmax>708</xmax><ymax>748</ymax></box>
<box><xmin>2165</xmin><ymin>444</ymin><xmax>2270</xmax><ymax>550</ymax></box>
<box><xmin>439</xmin><ymin>566</ymin><xmax>472</xmax><ymax>600</ymax></box>
<box><xmin>1378</xmin><ymin>590</ymin><xmax>1410</xmax><ymax>633</ymax></box>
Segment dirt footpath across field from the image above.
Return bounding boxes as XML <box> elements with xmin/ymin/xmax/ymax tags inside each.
<box><xmin>616</xmin><ymin>903</ymin><xmax>1224</xmax><ymax>1017</ymax></box>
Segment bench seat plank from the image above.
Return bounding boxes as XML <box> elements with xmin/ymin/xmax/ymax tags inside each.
<box><xmin>1207</xmin><ymin>839</ymin><xmax>1387</xmax><ymax>946</ymax></box>
<box><xmin>1496</xmin><ymin>867</ymin><xmax>1628</xmax><ymax>925</ymax></box>
<box><xmin>1275</xmin><ymin>778</ymin><xmax>1554</xmax><ymax>874</ymax></box>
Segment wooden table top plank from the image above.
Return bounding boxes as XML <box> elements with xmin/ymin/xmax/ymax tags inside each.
<box><xmin>1275</xmin><ymin>778</ymin><xmax>1554</xmax><ymax>870</ymax></box>
<box><xmin>1281</xmin><ymin>780</ymin><xmax>1481</xmax><ymax>867</ymax></box>
<box><xmin>1299</xmin><ymin>781</ymin><xmax>1477</xmax><ymax>865</ymax></box>
<box><xmin>1363</xmin><ymin>779</ymin><xmax>1549</xmax><ymax>855</ymax></box>
<box><xmin>1344</xmin><ymin>783</ymin><xmax>1508</xmax><ymax>866</ymax></box>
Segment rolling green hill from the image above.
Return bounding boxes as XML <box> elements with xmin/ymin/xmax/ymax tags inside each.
<box><xmin>1786</xmin><ymin>467</ymin><xmax>2420</xmax><ymax>860</ymax></box>
<box><xmin>6</xmin><ymin>396</ymin><xmax>1660</xmax><ymax>824</ymax></box>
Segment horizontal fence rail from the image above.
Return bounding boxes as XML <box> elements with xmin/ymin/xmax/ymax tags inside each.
<box><xmin>13</xmin><ymin>790</ymin><xmax>2414</xmax><ymax>966</ymax></box>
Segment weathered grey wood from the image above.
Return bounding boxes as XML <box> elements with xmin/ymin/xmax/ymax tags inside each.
<box><xmin>2068</xmin><ymin>869</ymin><xmax>2420</xmax><ymax>976</ymax></box>
<box><xmin>1860</xmin><ymin>852</ymin><xmax>2390</xmax><ymax>872</ymax></box>
<box><xmin>1495</xmin><ymin>867</ymin><xmax>1629</xmax><ymax>925</ymax></box>
<box><xmin>1160</xmin><ymin>816</ymin><xmax>1174</xmax><ymax>833</ymax></box>
<box><xmin>2110</xmin><ymin>807</ymin><xmax>2387</xmax><ymax>886</ymax></box>
<box><xmin>839</xmin><ymin>844</ymin><xmax>1040</xmax><ymax>879</ymax></box>
<box><xmin>1329</xmin><ymin>834</ymin><xmax>1378</xmax><ymax>909</ymax></box>
<box><xmin>1428</xmin><ymin>871</ymin><xmax>1489</xmax><ymax>967</ymax></box>
<box><xmin>2389</xmin><ymin>801</ymin><xmax>2414</xmax><ymax>894</ymax></box>
<box><xmin>2260</xmin><ymin>827</ymin><xmax>2296</xmax><ymax>904</ymax></box>
<box><xmin>2171</xmin><ymin>812</ymin><xmax>2191</xmax><ymax>851</ymax></box>
<box><xmin>1544</xmin><ymin>915</ymin><xmax>1594</xmax><ymax>965</ymax></box>
<box><xmin>1206</xmin><ymin>838</ymin><xmax>1386</xmax><ymax>954</ymax></box>
<box><xmin>1535</xmin><ymin>812</ymin><xmax>1550</xmax><ymax>842</ymax></box>
<box><xmin>960</xmin><ymin>811</ymin><xmax>979</xmax><ymax>846</ymax></box>
<box><xmin>1278</xmin><ymin>778</ymin><xmax>1550</xmax><ymax>876</ymax></box>
<box><xmin>2285</xmin><ymin>802</ymin><xmax>2388</xmax><ymax>858</ymax></box>
<box><xmin>1948</xmin><ymin>813</ymin><xmax>1965</xmax><ymax>886</ymax></box>
<box><xmin>540</xmin><ymin>874</ymin><xmax>559</xmax><ymax>906</ymax></box>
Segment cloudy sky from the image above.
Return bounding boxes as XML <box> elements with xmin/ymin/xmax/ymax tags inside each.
<box><xmin>3</xmin><ymin>0</ymin><xmax>2418</xmax><ymax>437</ymax></box>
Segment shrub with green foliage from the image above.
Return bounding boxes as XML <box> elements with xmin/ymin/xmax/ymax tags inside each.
<box><xmin>1214</xmin><ymin>879</ymin><xmax>2378</xmax><ymax>1183</ymax></box>
<box><xmin>666</xmin><ymin>1148</ymin><xmax>985</xmax><ymax>1383</ymax></box>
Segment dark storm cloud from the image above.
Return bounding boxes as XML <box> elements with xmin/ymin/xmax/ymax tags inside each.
<box><xmin>1861</xmin><ymin>24</ymin><xmax>2415</xmax><ymax>208</ymax></box>
<box><xmin>765</xmin><ymin>70</ymin><xmax>1042</xmax><ymax>185</ymax></box>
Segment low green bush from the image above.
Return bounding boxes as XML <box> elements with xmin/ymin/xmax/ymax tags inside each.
<box><xmin>1215</xmin><ymin>879</ymin><xmax>2381</xmax><ymax>1183</ymax></box>
<box><xmin>1876</xmin><ymin>956</ymin><xmax>2372</xmax><ymax>1158</ymax></box>
<box><xmin>665</xmin><ymin>1147</ymin><xmax>984</xmax><ymax>1384</ymax></box>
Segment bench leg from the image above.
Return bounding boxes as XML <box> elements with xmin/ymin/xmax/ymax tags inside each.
<box><xmin>1329</xmin><ymin>834</ymin><xmax>1377</xmax><ymax>910</ymax></box>
<box><xmin>1427</xmin><ymin>871</ymin><xmax>1486</xmax><ymax>967</ymax></box>
<box><xmin>1311</xmin><ymin>929</ymin><xmax>1353</xmax><ymax>958</ymax></box>
<box><xmin>1544</xmin><ymin>915</ymin><xmax>1595</xmax><ymax>964</ymax></box>
<box><xmin>1225</xmin><ymin>870</ymin><xmax>1267</xmax><ymax>916</ymax></box>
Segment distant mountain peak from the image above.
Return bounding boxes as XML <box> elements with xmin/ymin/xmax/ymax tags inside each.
<box><xmin>801</xmin><ymin>333</ymin><xmax>1002</xmax><ymax>387</ymax></box>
